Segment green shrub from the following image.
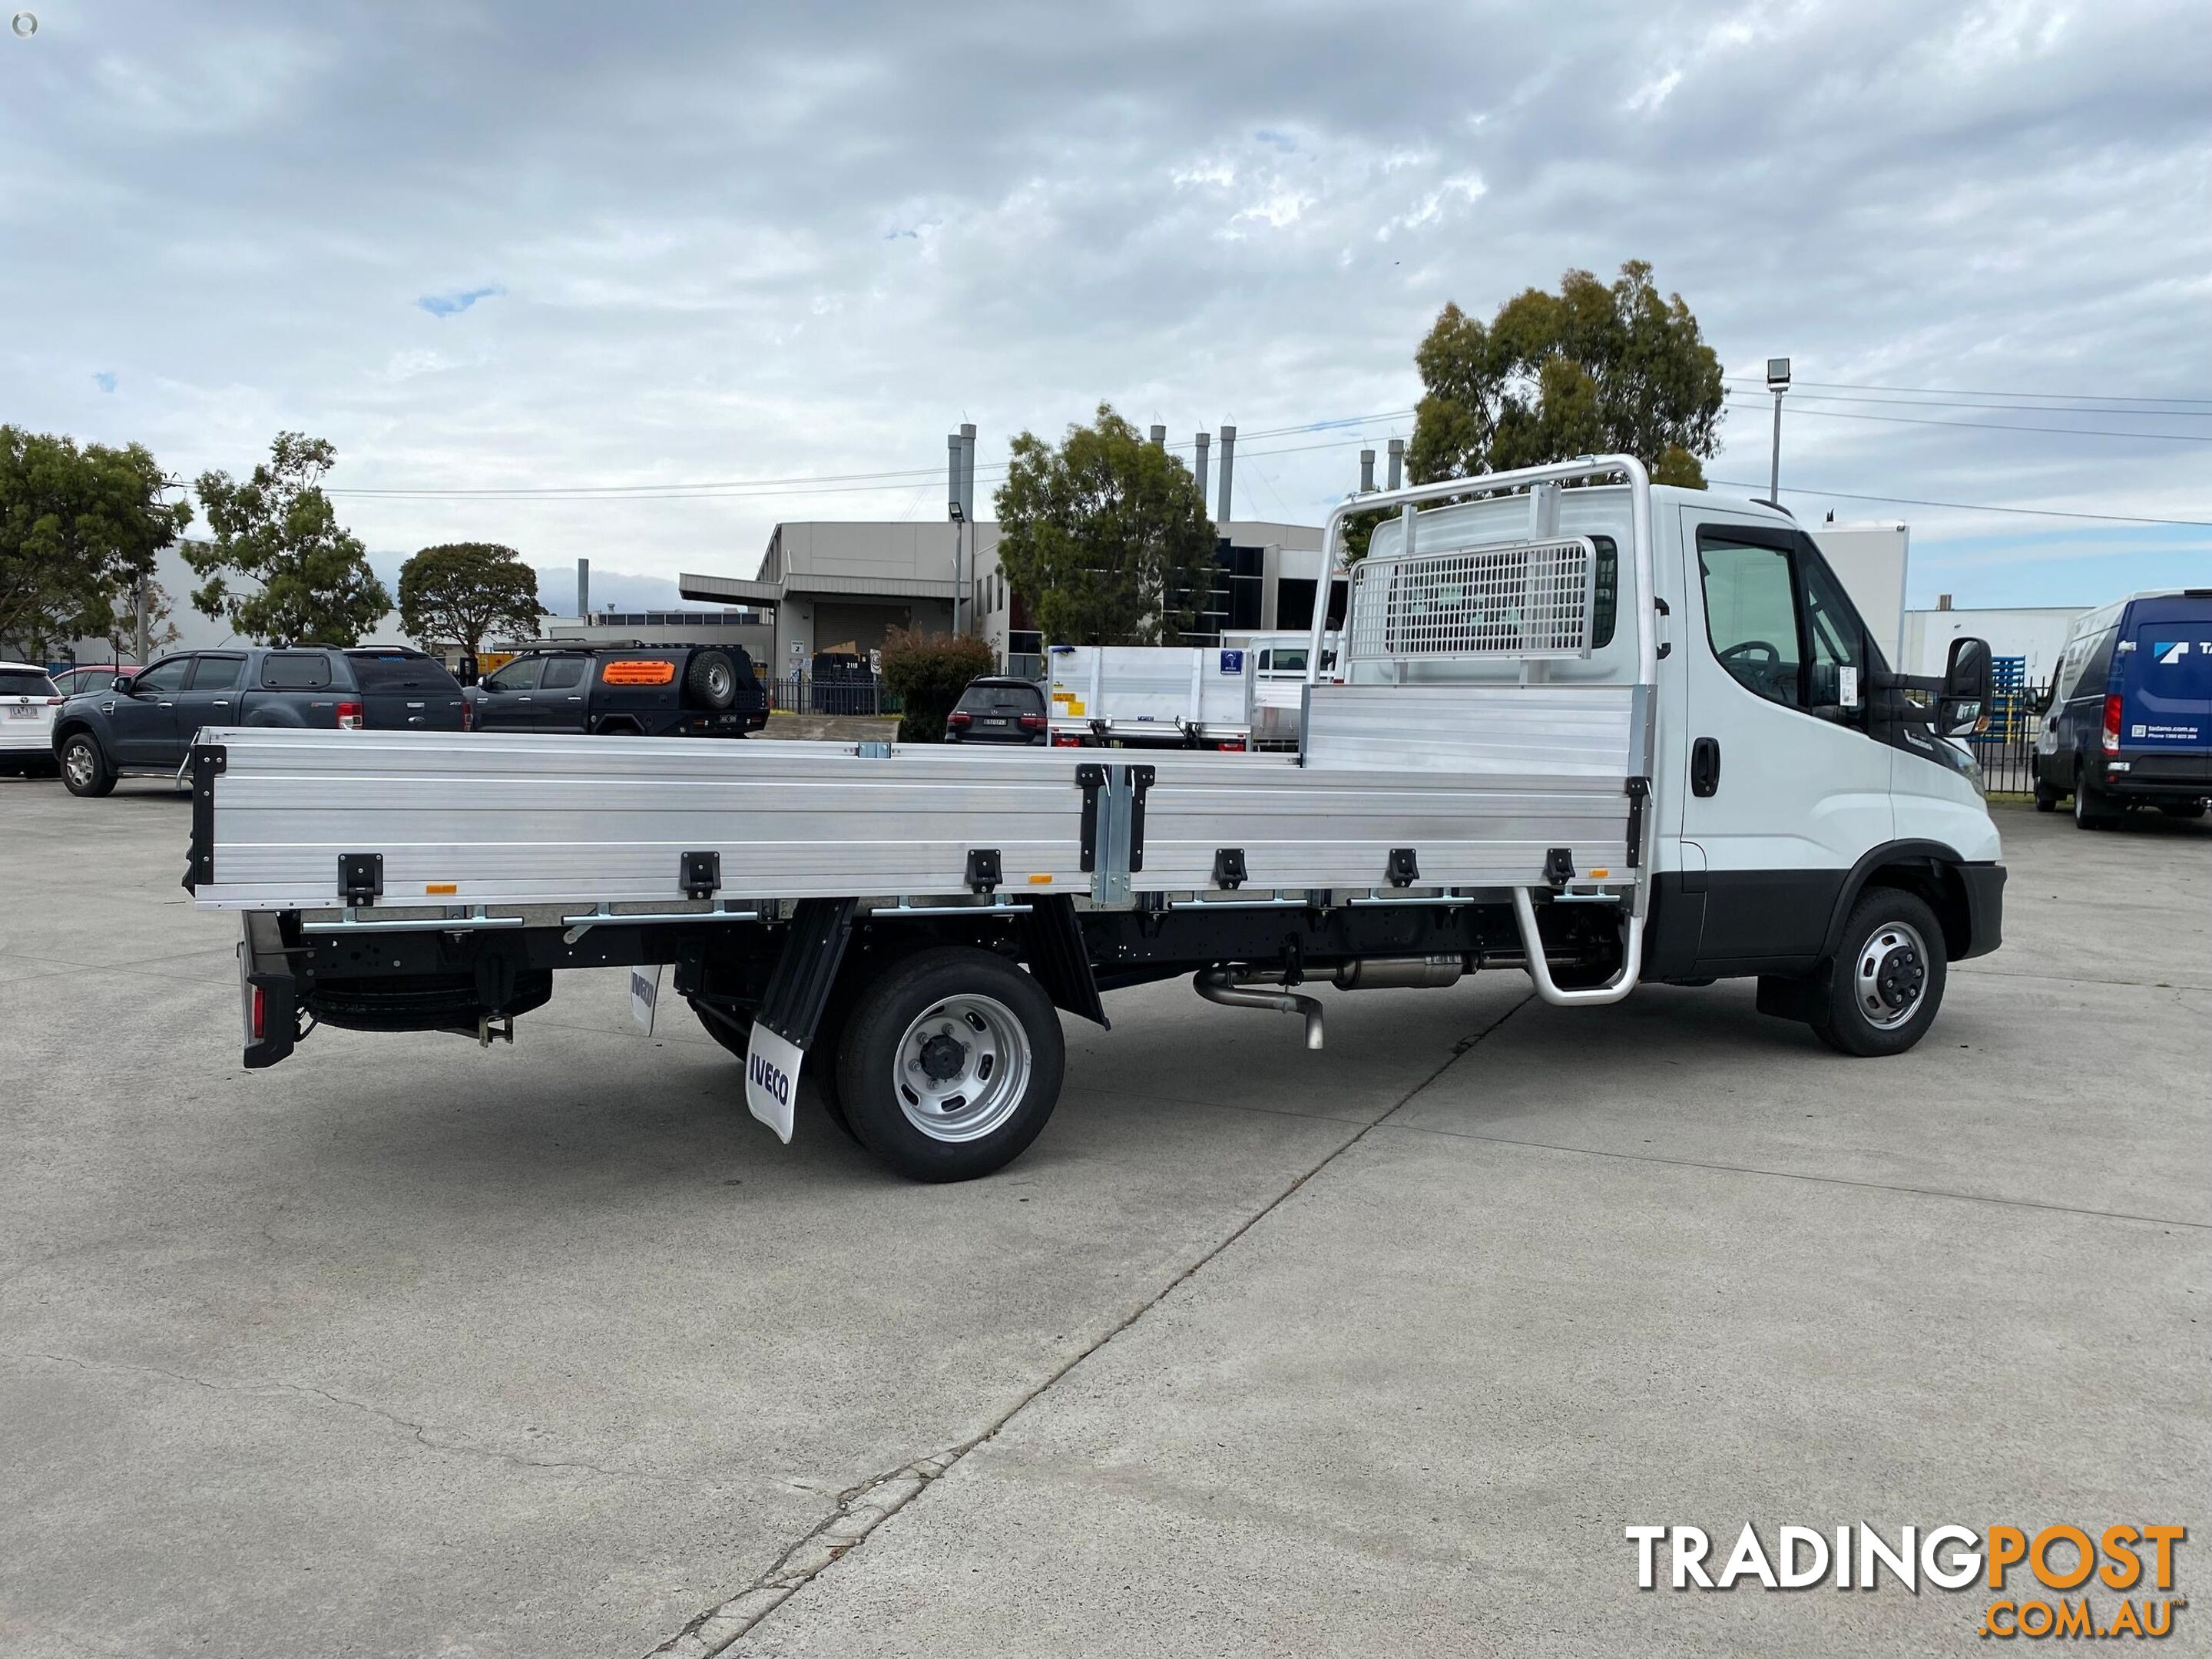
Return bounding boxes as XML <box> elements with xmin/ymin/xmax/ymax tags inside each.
<box><xmin>882</xmin><ymin>627</ymin><xmax>996</xmax><ymax>743</ymax></box>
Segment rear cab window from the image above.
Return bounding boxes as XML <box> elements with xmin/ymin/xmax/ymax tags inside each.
<box><xmin>261</xmin><ymin>651</ymin><xmax>334</xmax><ymax>690</ymax></box>
<box><xmin>346</xmin><ymin>651</ymin><xmax>463</xmax><ymax>694</ymax></box>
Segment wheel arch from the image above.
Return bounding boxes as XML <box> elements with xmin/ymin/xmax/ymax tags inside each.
<box><xmin>1821</xmin><ymin>839</ymin><xmax>1973</xmax><ymax>962</ymax></box>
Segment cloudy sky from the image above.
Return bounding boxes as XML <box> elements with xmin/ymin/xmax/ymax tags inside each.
<box><xmin>5</xmin><ymin>0</ymin><xmax>2208</xmax><ymax>611</ymax></box>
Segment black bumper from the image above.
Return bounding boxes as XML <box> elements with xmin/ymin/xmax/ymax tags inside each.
<box><xmin>1958</xmin><ymin>862</ymin><xmax>2005</xmax><ymax>961</ymax></box>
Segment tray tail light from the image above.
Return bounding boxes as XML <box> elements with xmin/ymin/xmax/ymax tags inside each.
<box><xmin>336</xmin><ymin>700</ymin><xmax>364</xmax><ymax>730</ymax></box>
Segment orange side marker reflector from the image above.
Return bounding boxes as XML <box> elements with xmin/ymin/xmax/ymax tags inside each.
<box><xmin>426</xmin><ymin>882</ymin><xmax>459</xmax><ymax>895</ymax></box>
<box><xmin>1028</xmin><ymin>873</ymin><xmax>1052</xmax><ymax>884</ymax></box>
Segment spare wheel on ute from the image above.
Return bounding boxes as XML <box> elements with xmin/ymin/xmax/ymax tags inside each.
<box><xmin>687</xmin><ymin>648</ymin><xmax>737</xmax><ymax>710</ymax></box>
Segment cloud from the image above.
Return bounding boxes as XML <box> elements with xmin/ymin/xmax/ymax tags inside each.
<box><xmin>2</xmin><ymin>0</ymin><xmax>2207</xmax><ymax>608</ymax></box>
<box><xmin>93</xmin><ymin>371</ymin><xmax>117</xmax><ymax>393</ymax></box>
<box><xmin>416</xmin><ymin>285</ymin><xmax>505</xmax><ymax>318</ymax></box>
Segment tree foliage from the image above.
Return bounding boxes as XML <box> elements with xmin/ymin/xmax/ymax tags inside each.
<box><xmin>993</xmin><ymin>405</ymin><xmax>1219</xmax><ymax>647</ymax></box>
<box><xmin>186</xmin><ymin>432</ymin><xmax>391</xmax><ymax>646</ymax></box>
<box><xmin>398</xmin><ymin>541</ymin><xmax>544</xmax><ymax>657</ymax></box>
<box><xmin>1406</xmin><ymin>260</ymin><xmax>1724</xmax><ymax>496</ymax></box>
<box><xmin>0</xmin><ymin>426</ymin><xmax>192</xmax><ymax>658</ymax></box>
<box><xmin>881</xmin><ymin>625</ymin><xmax>995</xmax><ymax>743</ymax></box>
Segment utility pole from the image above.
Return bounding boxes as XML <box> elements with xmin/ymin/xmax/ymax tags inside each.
<box><xmin>1766</xmin><ymin>357</ymin><xmax>1791</xmax><ymax>502</ymax></box>
<box><xmin>947</xmin><ymin>432</ymin><xmax>965</xmax><ymax>634</ymax></box>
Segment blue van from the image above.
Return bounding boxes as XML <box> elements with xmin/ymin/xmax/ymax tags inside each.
<box><xmin>2034</xmin><ymin>589</ymin><xmax>2212</xmax><ymax>828</ymax></box>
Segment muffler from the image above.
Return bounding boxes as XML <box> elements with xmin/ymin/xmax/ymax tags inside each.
<box><xmin>1330</xmin><ymin>954</ymin><xmax>1468</xmax><ymax>991</ymax></box>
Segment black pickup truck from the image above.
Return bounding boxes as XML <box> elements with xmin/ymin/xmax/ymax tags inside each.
<box><xmin>467</xmin><ymin>644</ymin><xmax>769</xmax><ymax>737</ymax></box>
<box><xmin>55</xmin><ymin>646</ymin><xmax>465</xmax><ymax>797</ymax></box>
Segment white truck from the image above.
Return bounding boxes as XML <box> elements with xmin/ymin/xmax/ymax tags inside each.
<box><xmin>1045</xmin><ymin>644</ymin><xmax>1254</xmax><ymax>750</ymax></box>
<box><xmin>189</xmin><ymin>457</ymin><xmax>2005</xmax><ymax>1184</ymax></box>
<box><xmin>1224</xmin><ymin>630</ymin><xmax>1343</xmax><ymax>748</ymax></box>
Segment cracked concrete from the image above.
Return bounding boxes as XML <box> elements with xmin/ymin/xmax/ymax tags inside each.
<box><xmin>3</xmin><ymin>783</ymin><xmax>2205</xmax><ymax>1657</ymax></box>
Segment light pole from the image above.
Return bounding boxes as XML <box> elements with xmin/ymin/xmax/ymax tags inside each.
<box><xmin>1766</xmin><ymin>356</ymin><xmax>1790</xmax><ymax>502</ymax></box>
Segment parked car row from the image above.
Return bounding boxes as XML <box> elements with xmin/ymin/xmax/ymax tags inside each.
<box><xmin>25</xmin><ymin>641</ymin><xmax>770</xmax><ymax>798</ymax></box>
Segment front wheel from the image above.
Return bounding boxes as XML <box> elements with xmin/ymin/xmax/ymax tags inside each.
<box><xmin>60</xmin><ymin>732</ymin><xmax>117</xmax><ymax>797</ymax></box>
<box><xmin>834</xmin><ymin>946</ymin><xmax>1065</xmax><ymax>1181</ymax></box>
<box><xmin>1810</xmin><ymin>889</ymin><xmax>1948</xmax><ymax>1058</ymax></box>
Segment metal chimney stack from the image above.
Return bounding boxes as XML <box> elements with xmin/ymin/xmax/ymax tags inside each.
<box><xmin>1359</xmin><ymin>449</ymin><xmax>1376</xmax><ymax>493</ymax></box>
<box><xmin>1193</xmin><ymin>430</ymin><xmax>1210</xmax><ymax>509</ymax></box>
<box><xmin>1386</xmin><ymin>438</ymin><xmax>1404</xmax><ymax>492</ymax></box>
<box><xmin>1217</xmin><ymin>425</ymin><xmax>1235</xmax><ymax>522</ymax></box>
<box><xmin>577</xmin><ymin>558</ymin><xmax>590</xmax><ymax>620</ymax></box>
<box><xmin>959</xmin><ymin>423</ymin><xmax>976</xmax><ymax>515</ymax></box>
<box><xmin>1148</xmin><ymin>423</ymin><xmax>1165</xmax><ymax>449</ymax></box>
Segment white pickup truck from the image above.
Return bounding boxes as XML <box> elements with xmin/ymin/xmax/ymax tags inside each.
<box><xmin>188</xmin><ymin>457</ymin><xmax>2004</xmax><ymax>1183</ymax></box>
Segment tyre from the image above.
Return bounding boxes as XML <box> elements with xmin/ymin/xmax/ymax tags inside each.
<box><xmin>834</xmin><ymin>946</ymin><xmax>1065</xmax><ymax>1182</ymax></box>
<box><xmin>2032</xmin><ymin>779</ymin><xmax>2061</xmax><ymax>813</ymax></box>
<box><xmin>2073</xmin><ymin>776</ymin><xmax>2121</xmax><ymax>830</ymax></box>
<box><xmin>1809</xmin><ymin>888</ymin><xmax>1948</xmax><ymax>1058</ymax></box>
<box><xmin>2160</xmin><ymin>800</ymin><xmax>2208</xmax><ymax>820</ymax></box>
<box><xmin>691</xmin><ymin>996</ymin><xmax>856</xmax><ymax>1141</ymax></box>
<box><xmin>59</xmin><ymin>731</ymin><xmax>117</xmax><ymax>797</ymax></box>
<box><xmin>686</xmin><ymin>650</ymin><xmax>738</xmax><ymax>711</ymax></box>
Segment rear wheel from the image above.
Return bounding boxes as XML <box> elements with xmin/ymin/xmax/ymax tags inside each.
<box><xmin>2074</xmin><ymin>774</ymin><xmax>2121</xmax><ymax>830</ymax></box>
<box><xmin>1810</xmin><ymin>889</ymin><xmax>1948</xmax><ymax>1058</ymax></box>
<box><xmin>686</xmin><ymin>650</ymin><xmax>738</xmax><ymax>710</ymax></box>
<box><xmin>835</xmin><ymin>946</ymin><xmax>1064</xmax><ymax>1182</ymax></box>
<box><xmin>2032</xmin><ymin>778</ymin><xmax>2061</xmax><ymax>812</ymax></box>
<box><xmin>59</xmin><ymin>731</ymin><xmax>116</xmax><ymax>797</ymax></box>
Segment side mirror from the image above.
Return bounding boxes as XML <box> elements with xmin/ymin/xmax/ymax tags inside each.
<box><xmin>1939</xmin><ymin>636</ymin><xmax>1992</xmax><ymax>738</ymax></box>
<box><xmin>111</xmin><ymin>674</ymin><xmax>134</xmax><ymax>694</ymax></box>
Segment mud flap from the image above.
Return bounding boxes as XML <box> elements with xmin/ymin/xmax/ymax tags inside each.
<box><xmin>744</xmin><ymin>898</ymin><xmax>856</xmax><ymax>1143</ymax></box>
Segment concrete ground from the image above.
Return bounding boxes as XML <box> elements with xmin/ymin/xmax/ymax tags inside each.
<box><xmin>1</xmin><ymin>777</ymin><xmax>2205</xmax><ymax>1657</ymax></box>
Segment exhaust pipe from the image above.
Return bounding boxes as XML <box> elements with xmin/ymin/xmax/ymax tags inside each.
<box><xmin>1194</xmin><ymin>969</ymin><xmax>1323</xmax><ymax>1050</ymax></box>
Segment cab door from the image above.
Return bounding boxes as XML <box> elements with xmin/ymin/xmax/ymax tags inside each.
<box><xmin>106</xmin><ymin>655</ymin><xmax>190</xmax><ymax>763</ymax></box>
<box><xmin>471</xmin><ymin>656</ymin><xmax>543</xmax><ymax>730</ymax></box>
<box><xmin>532</xmin><ymin>654</ymin><xmax>591</xmax><ymax>732</ymax></box>
<box><xmin>174</xmin><ymin>651</ymin><xmax>247</xmax><ymax>752</ymax></box>
<box><xmin>1677</xmin><ymin>511</ymin><xmax>1892</xmax><ymax>969</ymax></box>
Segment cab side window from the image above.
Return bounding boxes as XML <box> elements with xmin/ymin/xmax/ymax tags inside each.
<box><xmin>133</xmin><ymin>657</ymin><xmax>193</xmax><ymax>694</ymax></box>
<box><xmin>1697</xmin><ymin>534</ymin><xmax>1803</xmax><ymax>707</ymax></box>
<box><xmin>540</xmin><ymin>657</ymin><xmax>587</xmax><ymax>690</ymax></box>
<box><xmin>187</xmin><ymin>654</ymin><xmax>246</xmax><ymax>690</ymax></box>
<box><xmin>485</xmin><ymin>658</ymin><xmax>543</xmax><ymax>692</ymax></box>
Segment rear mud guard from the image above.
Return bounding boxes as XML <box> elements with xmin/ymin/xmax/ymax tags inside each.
<box><xmin>745</xmin><ymin>898</ymin><xmax>857</xmax><ymax>1142</ymax></box>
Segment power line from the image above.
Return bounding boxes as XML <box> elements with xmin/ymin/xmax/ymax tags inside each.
<box><xmin>1721</xmin><ymin>396</ymin><xmax>2212</xmax><ymax>445</ymax></box>
<box><xmin>1724</xmin><ymin>376</ymin><xmax>2212</xmax><ymax>408</ymax></box>
<box><xmin>319</xmin><ymin>415</ymin><xmax>1418</xmax><ymax>502</ymax></box>
<box><xmin>1710</xmin><ymin>478</ymin><xmax>2212</xmax><ymax>530</ymax></box>
<box><xmin>1724</xmin><ymin>382</ymin><xmax>2212</xmax><ymax>420</ymax></box>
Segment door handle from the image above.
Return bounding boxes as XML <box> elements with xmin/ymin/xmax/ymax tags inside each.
<box><xmin>1691</xmin><ymin>737</ymin><xmax>1721</xmax><ymax>797</ymax></box>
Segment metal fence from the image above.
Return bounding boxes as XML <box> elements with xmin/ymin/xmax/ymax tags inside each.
<box><xmin>761</xmin><ymin>674</ymin><xmax>902</xmax><ymax>717</ymax></box>
<box><xmin>1963</xmin><ymin>671</ymin><xmax>2048</xmax><ymax>796</ymax></box>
